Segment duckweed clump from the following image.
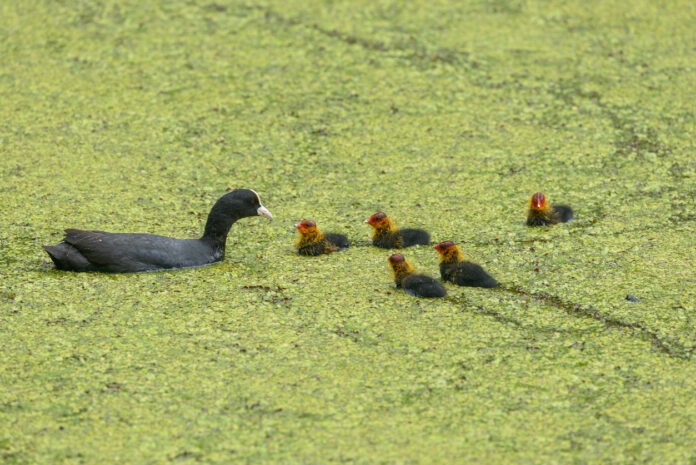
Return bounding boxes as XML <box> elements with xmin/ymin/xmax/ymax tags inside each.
<box><xmin>1</xmin><ymin>1</ymin><xmax>694</xmax><ymax>463</ymax></box>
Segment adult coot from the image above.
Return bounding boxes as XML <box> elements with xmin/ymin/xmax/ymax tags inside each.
<box><xmin>365</xmin><ymin>212</ymin><xmax>430</xmax><ymax>248</ymax></box>
<box><xmin>44</xmin><ymin>188</ymin><xmax>273</xmax><ymax>273</ymax></box>
<box><xmin>434</xmin><ymin>241</ymin><xmax>499</xmax><ymax>288</ymax></box>
<box><xmin>526</xmin><ymin>192</ymin><xmax>573</xmax><ymax>226</ymax></box>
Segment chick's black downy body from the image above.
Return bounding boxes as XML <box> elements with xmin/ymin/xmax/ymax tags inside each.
<box><xmin>366</xmin><ymin>212</ymin><xmax>430</xmax><ymax>248</ymax></box>
<box><xmin>402</xmin><ymin>274</ymin><xmax>448</xmax><ymax>298</ymax></box>
<box><xmin>526</xmin><ymin>192</ymin><xmax>574</xmax><ymax>226</ymax></box>
<box><xmin>388</xmin><ymin>253</ymin><xmax>446</xmax><ymax>298</ymax></box>
<box><xmin>294</xmin><ymin>220</ymin><xmax>349</xmax><ymax>256</ymax></box>
<box><xmin>435</xmin><ymin>241</ymin><xmax>498</xmax><ymax>288</ymax></box>
<box><xmin>440</xmin><ymin>261</ymin><xmax>498</xmax><ymax>288</ymax></box>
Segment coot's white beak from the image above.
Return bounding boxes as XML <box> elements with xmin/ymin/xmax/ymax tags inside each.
<box><xmin>257</xmin><ymin>205</ymin><xmax>273</xmax><ymax>220</ymax></box>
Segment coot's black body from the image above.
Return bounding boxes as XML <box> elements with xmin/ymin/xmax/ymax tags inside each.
<box><xmin>553</xmin><ymin>205</ymin><xmax>574</xmax><ymax>223</ymax></box>
<box><xmin>526</xmin><ymin>192</ymin><xmax>574</xmax><ymax>226</ymax></box>
<box><xmin>372</xmin><ymin>228</ymin><xmax>430</xmax><ymax>249</ymax></box>
<box><xmin>440</xmin><ymin>261</ymin><xmax>498</xmax><ymax>288</ymax></box>
<box><xmin>324</xmin><ymin>233</ymin><xmax>350</xmax><ymax>249</ymax></box>
<box><xmin>401</xmin><ymin>274</ymin><xmax>447</xmax><ymax>298</ymax></box>
<box><xmin>434</xmin><ymin>241</ymin><xmax>499</xmax><ymax>288</ymax></box>
<box><xmin>366</xmin><ymin>212</ymin><xmax>430</xmax><ymax>249</ymax></box>
<box><xmin>388</xmin><ymin>253</ymin><xmax>446</xmax><ymax>298</ymax></box>
<box><xmin>294</xmin><ymin>220</ymin><xmax>349</xmax><ymax>256</ymax></box>
<box><xmin>44</xmin><ymin>189</ymin><xmax>272</xmax><ymax>273</ymax></box>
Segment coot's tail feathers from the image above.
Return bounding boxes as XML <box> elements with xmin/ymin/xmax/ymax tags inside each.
<box><xmin>400</xmin><ymin>228</ymin><xmax>430</xmax><ymax>247</ymax></box>
<box><xmin>403</xmin><ymin>274</ymin><xmax>447</xmax><ymax>298</ymax></box>
<box><xmin>43</xmin><ymin>243</ymin><xmax>93</xmax><ymax>272</ymax></box>
<box><xmin>324</xmin><ymin>233</ymin><xmax>350</xmax><ymax>249</ymax></box>
<box><xmin>462</xmin><ymin>274</ymin><xmax>499</xmax><ymax>288</ymax></box>
<box><xmin>553</xmin><ymin>205</ymin><xmax>574</xmax><ymax>223</ymax></box>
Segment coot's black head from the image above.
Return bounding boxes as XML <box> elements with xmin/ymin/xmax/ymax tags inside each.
<box><xmin>202</xmin><ymin>188</ymin><xmax>272</xmax><ymax>243</ymax></box>
<box><xmin>223</xmin><ymin>189</ymin><xmax>273</xmax><ymax>220</ymax></box>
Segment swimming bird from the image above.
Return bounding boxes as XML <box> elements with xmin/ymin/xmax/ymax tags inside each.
<box><xmin>387</xmin><ymin>253</ymin><xmax>446</xmax><ymax>298</ymax></box>
<box><xmin>365</xmin><ymin>212</ymin><xmax>430</xmax><ymax>248</ymax></box>
<box><xmin>434</xmin><ymin>241</ymin><xmax>498</xmax><ymax>288</ymax></box>
<box><xmin>44</xmin><ymin>188</ymin><xmax>272</xmax><ymax>273</ymax></box>
<box><xmin>294</xmin><ymin>220</ymin><xmax>349</xmax><ymax>256</ymax></box>
<box><xmin>526</xmin><ymin>192</ymin><xmax>573</xmax><ymax>226</ymax></box>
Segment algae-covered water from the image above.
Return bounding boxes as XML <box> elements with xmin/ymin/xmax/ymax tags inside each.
<box><xmin>1</xmin><ymin>1</ymin><xmax>694</xmax><ymax>463</ymax></box>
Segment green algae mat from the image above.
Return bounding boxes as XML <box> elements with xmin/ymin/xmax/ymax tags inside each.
<box><xmin>1</xmin><ymin>1</ymin><xmax>695</xmax><ymax>463</ymax></box>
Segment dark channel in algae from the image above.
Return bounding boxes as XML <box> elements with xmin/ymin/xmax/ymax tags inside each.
<box><xmin>1</xmin><ymin>1</ymin><xmax>695</xmax><ymax>463</ymax></box>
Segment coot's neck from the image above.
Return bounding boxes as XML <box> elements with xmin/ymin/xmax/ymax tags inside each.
<box><xmin>441</xmin><ymin>247</ymin><xmax>465</xmax><ymax>264</ymax></box>
<box><xmin>200</xmin><ymin>198</ymin><xmax>244</xmax><ymax>254</ymax></box>
<box><xmin>392</xmin><ymin>261</ymin><xmax>415</xmax><ymax>287</ymax></box>
<box><xmin>295</xmin><ymin>229</ymin><xmax>324</xmax><ymax>248</ymax></box>
<box><xmin>379</xmin><ymin>218</ymin><xmax>397</xmax><ymax>233</ymax></box>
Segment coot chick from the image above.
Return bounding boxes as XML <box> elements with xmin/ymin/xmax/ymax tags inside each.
<box><xmin>44</xmin><ymin>189</ymin><xmax>273</xmax><ymax>273</ymax></box>
<box><xmin>387</xmin><ymin>253</ymin><xmax>446</xmax><ymax>298</ymax></box>
<box><xmin>365</xmin><ymin>212</ymin><xmax>430</xmax><ymax>248</ymax></box>
<box><xmin>526</xmin><ymin>192</ymin><xmax>574</xmax><ymax>226</ymax></box>
<box><xmin>294</xmin><ymin>220</ymin><xmax>349</xmax><ymax>256</ymax></box>
<box><xmin>434</xmin><ymin>241</ymin><xmax>498</xmax><ymax>288</ymax></box>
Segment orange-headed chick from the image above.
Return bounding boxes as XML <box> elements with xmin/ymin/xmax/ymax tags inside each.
<box><xmin>526</xmin><ymin>192</ymin><xmax>574</xmax><ymax>226</ymax></box>
<box><xmin>387</xmin><ymin>253</ymin><xmax>446</xmax><ymax>298</ymax></box>
<box><xmin>434</xmin><ymin>241</ymin><xmax>498</xmax><ymax>288</ymax></box>
<box><xmin>365</xmin><ymin>212</ymin><xmax>430</xmax><ymax>249</ymax></box>
<box><xmin>294</xmin><ymin>220</ymin><xmax>349</xmax><ymax>256</ymax></box>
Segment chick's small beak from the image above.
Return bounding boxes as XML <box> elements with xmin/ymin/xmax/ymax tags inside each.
<box><xmin>257</xmin><ymin>205</ymin><xmax>273</xmax><ymax>220</ymax></box>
